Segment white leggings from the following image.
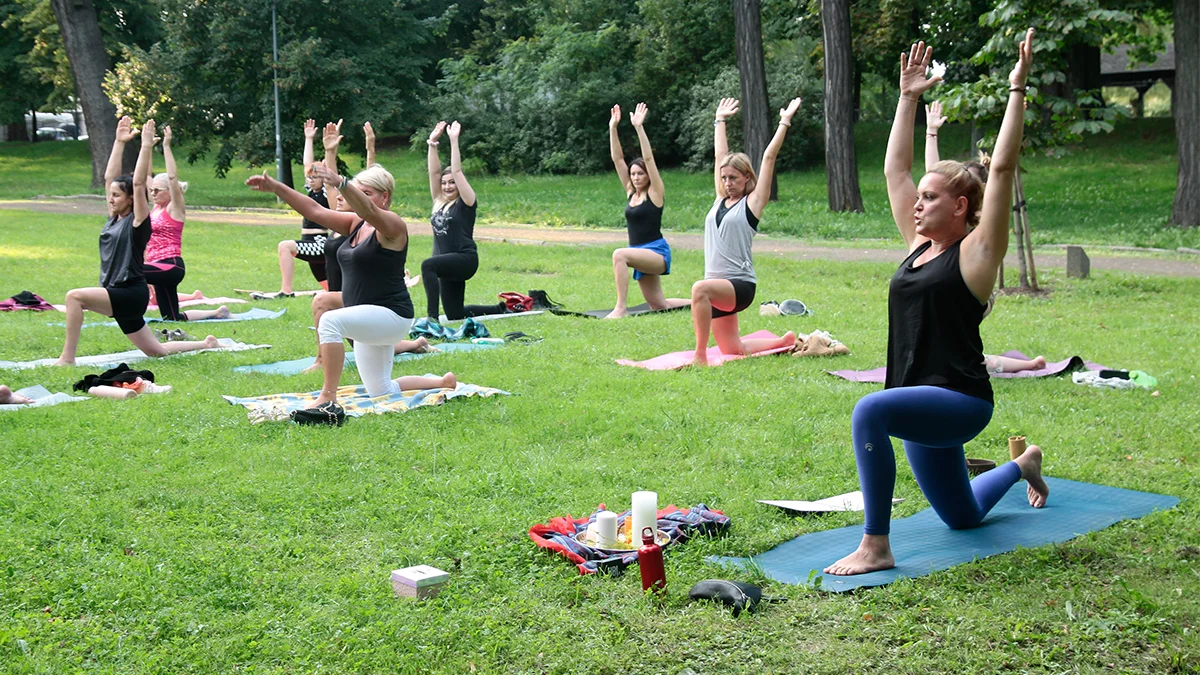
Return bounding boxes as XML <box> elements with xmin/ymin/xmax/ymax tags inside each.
<box><xmin>317</xmin><ymin>304</ymin><xmax>414</xmax><ymax>397</ymax></box>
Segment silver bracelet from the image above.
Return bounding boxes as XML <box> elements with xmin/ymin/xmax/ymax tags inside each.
<box><xmin>340</xmin><ymin>175</ymin><xmax>348</xmax><ymax>190</ymax></box>
<box><xmin>713</xmin><ymin>119</ymin><xmax>725</xmax><ymax>126</ymax></box>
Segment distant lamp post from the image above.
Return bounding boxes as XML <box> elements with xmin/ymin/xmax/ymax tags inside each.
<box><xmin>272</xmin><ymin>0</ymin><xmax>283</xmax><ymax>183</ymax></box>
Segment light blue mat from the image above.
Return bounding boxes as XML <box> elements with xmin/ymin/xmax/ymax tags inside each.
<box><xmin>233</xmin><ymin>341</ymin><xmax>499</xmax><ymax>375</ymax></box>
<box><xmin>50</xmin><ymin>307</ymin><xmax>286</xmax><ymax>328</ymax></box>
<box><xmin>711</xmin><ymin>478</ymin><xmax>1179</xmax><ymax>592</ymax></box>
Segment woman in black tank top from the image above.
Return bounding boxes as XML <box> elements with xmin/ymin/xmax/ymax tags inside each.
<box><xmin>825</xmin><ymin>32</ymin><xmax>1049</xmax><ymax>578</ymax></box>
<box><xmin>603</xmin><ymin>102</ymin><xmax>689</xmax><ymax>319</ymax></box>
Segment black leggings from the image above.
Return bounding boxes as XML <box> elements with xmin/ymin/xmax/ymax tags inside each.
<box><xmin>144</xmin><ymin>257</ymin><xmax>187</xmax><ymax>321</ymax></box>
<box><xmin>422</xmin><ymin>252</ymin><xmax>496</xmax><ymax>320</ymax></box>
<box><xmin>296</xmin><ymin>234</ymin><xmax>328</xmax><ymax>283</ymax></box>
<box><xmin>324</xmin><ymin>235</ymin><xmax>348</xmax><ymax>292</ymax></box>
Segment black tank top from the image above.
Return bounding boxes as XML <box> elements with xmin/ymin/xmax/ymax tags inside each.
<box><xmin>885</xmin><ymin>239</ymin><xmax>992</xmax><ymax>404</ymax></box>
<box><xmin>625</xmin><ymin>195</ymin><xmax>664</xmax><ymax>247</ymax></box>
<box><xmin>337</xmin><ymin>222</ymin><xmax>414</xmax><ymax>319</ymax></box>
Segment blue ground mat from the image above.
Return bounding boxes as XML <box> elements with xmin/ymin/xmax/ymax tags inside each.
<box><xmin>51</xmin><ymin>307</ymin><xmax>286</xmax><ymax>328</ymax></box>
<box><xmin>711</xmin><ymin>478</ymin><xmax>1179</xmax><ymax>593</ymax></box>
<box><xmin>233</xmin><ymin>340</ymin><xmax>499</xmax><ymax>375</ymax></box>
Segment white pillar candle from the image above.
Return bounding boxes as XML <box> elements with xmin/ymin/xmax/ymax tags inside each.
<box><xmin>595</xmin><ymin>510</ymin><xmax>618</xmax><ymax>547</ymax></box>
<box><xmin>630</xmin><ymin>491</ymin><xmax>658</xmax><ymax>545</ymax></box>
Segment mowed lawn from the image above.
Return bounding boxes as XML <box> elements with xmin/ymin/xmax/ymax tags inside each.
<box><xmin>0</xmin><ymin>206</ymin><xmax>1197</xmax><ymax>673</ymax></box>
<box><xmin>0</xmin><ymin>118</ymin><xmax>1195</xmax><ymax>250</ymax></box>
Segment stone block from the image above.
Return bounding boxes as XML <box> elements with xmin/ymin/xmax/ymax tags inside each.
<box><xmin>1066</xmin><ymin>245</ymin><xmax>1089</xmax><ymax>279</ymax></box>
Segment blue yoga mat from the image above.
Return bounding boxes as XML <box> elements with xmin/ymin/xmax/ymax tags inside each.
<box><xmin>51</xmin><ymin>307</ymin><xmax>286</xmax><ymax>328</ymax></box>
<box><xmin>711</xmin><ymin>478</ymin><xmax>1178</xmax><ymax>592</ymax></box>
<box><xmin>233</xmin><ymin>341</ymin><xmax>499</xmax><ymax>375</ymax></box>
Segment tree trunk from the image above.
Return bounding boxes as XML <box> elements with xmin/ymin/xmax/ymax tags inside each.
<box><xmin>49</xmin><ymin>0</ymin><xmax>121</xmax><ymax>187</ymax></box>
<box><xmin>1172</xmin><ymin>0</ymin><xmax>1199</xmax><ymax>227</ymax></box>
<box><xmin>1012</xmin><ymin>180</ymin><xmax>1028</xmax><ymax>288</ymax></box>
<box><xmin>7</xmin><ymin>122</ymin><xmax>29</xmax><ymax>142</ymax></box>
<box><xmin>821</xmin><ymin>0</ymin><xmax>864</xmax><ymax>212</ymax></box>
<box><xmin>30</xmin><ymin>110</ymin><xmax>38</xmax><ymax>143</ymax></box>
<box><xmin>733</xmin><ymin>0</ymin><xmax>776</xmax><ymax>200</ymax></box>
<box><xmin>1015</xmin><ymin>168</ymin><xmax>1038</xmax><ymax>290</ymax></box>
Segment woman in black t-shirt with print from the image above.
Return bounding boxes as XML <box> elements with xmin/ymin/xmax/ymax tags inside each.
<box><xmin>421</xmin><ymin>121</ymin><xmax>501</xmax><ymax>321</ymax></box>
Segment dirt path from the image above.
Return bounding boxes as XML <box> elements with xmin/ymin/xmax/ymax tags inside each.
<box><xmin>5</xmin><ymin>198</ymin><xmax>1199</xmax><ymax>278</ymax></box>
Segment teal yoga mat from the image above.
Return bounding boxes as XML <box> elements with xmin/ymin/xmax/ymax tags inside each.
<box><xmin>233</xmin><ymin>341</ymin><xmax>499</xmax><ymax>375</ymax></box>
<box><xmin>711</xmin><ymin>478</ymin><xmax>1178</xmax><ymax>592</ymax></box>
<box><xmin>51</xmin><ymin>307</ymin><xmax>286</xmax><ymax>329</ymax></box>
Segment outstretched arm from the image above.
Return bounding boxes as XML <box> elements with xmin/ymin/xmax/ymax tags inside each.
<box><xmin>162</xmin><ymin>125</ymin><xmax>186</xmax><ymax>221</ymax></box>
<box><xmin>630</xmin><ymin>103</ymin><xmax>664</xmax><ymax>206</ymax></box>
<box><xmin>427</xmin><ymin>121</ymin><xmax>445</xmax><ymax>203</ymax></box>
<box><xmin>747</xmin><ymin>97</ymin><xmax>802</xmax><ymax>219</ymax></box>
<box><xmin>447</xmin><ymin>121</ymin><xmax>475</xmax><ymax>207</ymax></box>
<box><xmin>886</xmin><ymin>41</ymin><xmax>942</xmax><ymax>250</ymax></box>
<box><xmin>609</xmin><ymin>105</ymin><xmax>631</xmax><ymax>195</ymax></box>
<box><xmin>924</xmin><ymin>100</ymin><xmax>946</xmax><ymax>171</ymax></box>
<box><xmin>246</xmin><ymin>169</ymin><xmax>359</xmax><ymax>235</ymax></box>
<box><xmin>322</xmin><ymin>119</ymin><xmax>343</xmax><ymax>205</ymax></box>
<box><xmin>309</xmin><ymin>162</ymin><xmax>408</xmax><ymax>245</ymax></box>
<box><xmin>713</xmin><ymin>98</ymin><xmax>739</xmax><ymax>197</ymax></box>
<box><xmin>106</xmin><ymin>116</ymin><xmax>137</xmax><ymax>184</ymax></box>
<box><xmin>132</xmin><ymin>119</ymin><xmax>157</xmax><ymax>225</ymax></box>
<box><xmin>962</xmin><ymin>28</ymin><xmax>1034</xmax><ymax>302</ymax></box>
<box><xmin>364</xmin><ymin>121</ymin><xmax>376</xmax><ymax>168</ymax></box>
<box><xmin>303</xmin><ymin>119</ymin><xmax>316</xmax><ymax>176</ymax></box>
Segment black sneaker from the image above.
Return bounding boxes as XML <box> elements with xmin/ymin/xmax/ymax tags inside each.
<box><xmin>290</xmin><ymin>401</ymin><xmax>346</xmax><ymax>426</ymax></box>
<box><xmin>528</xmin><ymin>290</ymin><xmax>562</xmax><ymax>310</ymax></box>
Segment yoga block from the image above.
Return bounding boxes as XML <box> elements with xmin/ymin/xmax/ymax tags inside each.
<box><xmin>391</xmin><ymin>565</ymin><xmax>449</xmax><ymax>600</ymax></box>
<box><xmin>1066</xmin><ymin>245</ymin><xmax>1090</xmax><ymax>279</ymax></box>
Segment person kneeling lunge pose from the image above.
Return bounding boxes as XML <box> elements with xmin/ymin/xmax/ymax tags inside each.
<box><xmin>690</xmin><ymin>97</ymin><xmax>801</xmax><ymax>365</ymax></box>
<box><xmin>55</xmin><ymin>118</ymin><xmax>219</xmax><ymax>366</ymax></box>
<box><xmin>604</xmin><ymin>102</ymin><xmax>688</xmax><ymax>319</ymax></box>
<box><xmin>825</xmin><ymin>31</ymin><xmax>1048</xmax><ymax>577</ymax></box>
<box><xmin>144</xmin><ymin>124</ymin><xmax>230</xmax><ymax>322</ymax></box>
<box><xmin>275</xmin><ymin>119</ymin><xmax>332</xmax><ymax>296</ymax></box>
<box><xmin>247</xmin><ymin>160</ymin><xmax>452</xmax><ymax>418</ymax></box>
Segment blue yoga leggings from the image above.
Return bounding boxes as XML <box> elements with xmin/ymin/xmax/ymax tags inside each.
<box><xmin>851</xmin><ymin>385</ymin><xmax>1022</xmax><ymax>535</ymax></box>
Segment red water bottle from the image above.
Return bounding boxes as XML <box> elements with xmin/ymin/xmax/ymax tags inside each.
<box><xmin>638</xmin><ymin>526</ymin><xmax>666</xmax><ymax>593</ymax></box>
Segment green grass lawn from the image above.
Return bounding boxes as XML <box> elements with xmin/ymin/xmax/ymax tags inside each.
<box><xmin>1</xmin><ymin>209</ymin><xmax>1198</xmax><ymax>673</ymax></box>
<box><xmin>1</xmin><ymin>118</ymin><xmax>1195</xmax><ymax>250</ymax></box>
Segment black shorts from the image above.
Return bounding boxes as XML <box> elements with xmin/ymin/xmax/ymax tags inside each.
<box><xmin>106</xmin><ymin>282</ymin><xmax>150</xmax><ymax>334</ymax></box>
<box><xmin>296</xmin><ymin>233</ymin><xmax>327</xmax><ymax>262</ymax></box>
<box><xmin>711</xmin><ymin>279</ymin><xmax>756</xmax><ymax>319</ymax></box>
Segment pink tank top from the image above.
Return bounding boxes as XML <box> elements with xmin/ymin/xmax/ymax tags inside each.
<box><xmin>146</xmin><ymin>206</ymin><xmax>184</xmax><ymax>262</ymax></box>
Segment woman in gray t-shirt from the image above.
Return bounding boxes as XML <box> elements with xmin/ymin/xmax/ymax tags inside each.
<box><xmin>688</xmin><ymin>97</ymin><xmax>802</xmax><ymax>366</ymax></box>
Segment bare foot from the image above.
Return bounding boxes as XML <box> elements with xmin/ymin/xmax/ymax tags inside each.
<box><xmin>301</xmin><ymin>358</ymin><xmax>324</xmax><ymax>375</ymax></box>
<box><xmin>780</xmin><ymin>331</ymin><xmax>797</xmax><ymax>348</ymax></box>
<box><xmin>52</xmin><ymin>358</ymin><xmax>75</xmax><ymax>367</ymax></box>
<box><xmin>307</xmin><ymin>394</ymin><xmax>337</xmax><ymax>408</ymax></box>
<box><xmin>1032</xmin><ymin>355</ymin><xmax>1047</xmax><ymax>369</ymax></box>
<box><xmin>0</xmin><ymin>385</ymin><xmax>33</xmax><ymax>405</ymax></box>
<box><xmin>442</xmin><ymin>372</ymin><xmax>457</xmax><ymax>389</ymax></box>
<box><xmin>1014</xmin><ymin>444</ymin><xmax>1049</xmax><ymax>508</ymax></box>
<box><xmin>689</xmin><ymin>350</ymin><xmax>710</xmax><ymax>367</ymax></box>
<box><xmin>214</xmin><ymin>305</ymin><xmax>232</xmax><ymax>319</ymax></box>
<box><xmin>604</xmin><ymin>308</ymin><xmax>627</xmax><ymax>319</ymax></box>
<box><xmin>824</xmin><ymin>534</ymin><xmax>895</xmax><ymax>576</ymax></box>
<box><xmin>202</xmin><ymin>335</ymin><xmax>220</xmax><ymax>349</ymax></box>
<box><xmin>414</xmin><ymin>337</ymin><xmax>437</xmax><ymax>353</ymax></box>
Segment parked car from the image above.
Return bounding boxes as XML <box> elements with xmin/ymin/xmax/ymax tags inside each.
<box><xmin>36</xmin><ymin>127</ymin><xmax>74</xmax><ymax>141</ymax></box>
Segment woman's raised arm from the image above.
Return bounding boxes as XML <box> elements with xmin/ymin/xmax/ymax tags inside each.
<box><xmin>132</xmin><ymin>119</ymin><xmax>157</xmax><ymax>225</ymax></box>
<box><xmin>747</xmin><ymin>97</ymin><xmax>801</xmax><ymax>219</ymax></box>
<box><xmin>630</xmin><ymin>103</ymin><xmax>664</xmax><ymax>206</ymax></box>
<box><xmin>924</xmin><ymin>100</ymin><xmax>947</xmax><ymax>171</ymax></box>
<box><xmin>428</xmin><ymin>121</ymin><xmax>445</xmax><ymax>203</ymax></box>
<box><xmin>886</xmin><ymin>42</ymin><xmax>942</xmax><ymax>249</ymax></box>
<box><xmin>609</xmin><ymin>105</ymin><xmax>631</xmax><ymax>195</ymax></box>
<box><xmin>447</xmin><ymin>121</ymin><xmax>475</xmax><ymax>207</ymax></box>
<box><xmin>309</xmin><ymin>162</ymin><xmax>407</xmax><ymax>245</ymax></box>
<box><xmin>162</xmin><ymin>125</ymin><xmax>186</xmax><ymax>221</ymax></box>
<box><xmin>246</xmin><ymin>168</ymin><xmax>359</xmax><ymax>236</ymax></box>
<box><xmin>106</xmin><ymin>116</ymin><xmax>137</xmax><ymax>185</ymax></box>
<box><xmin>713</xmin><ymin>98</ymin><xmax>739</xmax><ymax>197</ymax></box>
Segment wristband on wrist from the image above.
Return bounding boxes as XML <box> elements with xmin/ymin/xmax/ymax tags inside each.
<box><xmin>779</xmin><ymin>121</ymin><xmax>791</xmax><ymax>128</ymax></box>
<box><xmin>926</xmin><ymin>133</ymin><xmax>938</xmax><ymax>137</ymax></box>
<box><xmin>427</xmin><ymin>140</ymin><xmax>439</xmax><ymax>146</ymax></box>
<box><xmin>1009</xmin><ymin>86</ymin><xmax>1027</xmax><ymax>93</ymax></box>
<box><xmin>714</xmin><ymin>119</ymin><xmax>726</xmax><ymax>126</ymax></box>
<box><xmin>339</xmin><ymin>175</ymin><xmax>348</xmax><ymax>190</ymax></box>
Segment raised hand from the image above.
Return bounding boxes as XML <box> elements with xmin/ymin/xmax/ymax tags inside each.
<box><xmin>162</xmin><ymin>125</ymin><xmax>173</xmax><ymax>147</ymax></box>
<box><xmin>322</xmin><ymin>119</ymin><xmax>344</xmax><ymax>153</ymax></box>
<box><xmin>609</xmin><ymin>104</ymin><xmax>621</xmax><ymax>129</ymax></box>
<box><xmin>779</xmin><ymin>97</ymin><xmax>802</xmax><ymax>125</ymax></box>
<box><xmin>899</xmin><ymin>42</ymin><xmax>941</xmax><ymax>99</ymax></box>
<box><xmin>715</xmin><ymin>98</ymin><xmax>740</xmax><ymax>121</ymax></box>
<box><xmin>309</xmin><ymin>162</ymin><xmax>340</xmax><ymax>186</ymax></box>
<box><xmin>245</xmin><ymin>170</ymin><xmax>279</xmax><ymax>193</ymax></box>
<box><xmin>141</xmin><ymin>119</ymin><xmax>158</xmax><ymax>147</ymax></box>
<box><xmin>115</xmin><ymin>116</ymin><xmax>138</xmax><ymax>143</ymax></box>
<box><xmin>1009</xmin><ymin>28</ymin><xmax>1035</xmax><ymax>89</ymax></box>
<box><xmin>926</xmin><ymin>101</ymin><xmax>947</xmax><ymax>131</ymax></box>
<box><xmin>429</xmin><ymin>121</ymin><xmax>446</xmax><ymax>143</ymax></box>
<box><xmin>304</xmin><ymin>119</ymin><xmax>317</xmax><ymax>140</ymax></box>
<box><xmin>447</xmin><ymin>121</ymin><xmax>461</xmax><ymax>141</ymax></box>
<box><xmin>630</xmin><ymin>102</ymin><xmax>648</xmax><ymax>127</ymax></box>
<box><xmin>364</xmin><ymin>121</ymin><xmax>375</xmax><ymax>144</ymax></box>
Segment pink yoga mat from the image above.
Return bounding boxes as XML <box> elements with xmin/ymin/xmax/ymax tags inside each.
<box><xmin>616</xmin><ymin>330</ymin><xmax>793</xmax><ymax>371</ymax></box>
<box><xmin>828</xmin><ymin>350</ymin><xmax>1106</xmax><ymax>383</ymax></box>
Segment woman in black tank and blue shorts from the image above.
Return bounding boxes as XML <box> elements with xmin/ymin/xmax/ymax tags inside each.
<box><xmin>688</xmin><ymin>97</ymin><xmax>802</xmax><ymax>366</ymax></box>
<box><xmin>247</xmin><ymin>159</ymin><xmax>454</xmax><ymax>420</ymax></box>
<box><xmin>604</xmin><ymin>102</ymin><xmax>689</xmax><ymax>319</ymax></box>
<box><xmin>55</xmin><ymin>117</ymin><xmax>219</xmax><ymax>365</ymax></box>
